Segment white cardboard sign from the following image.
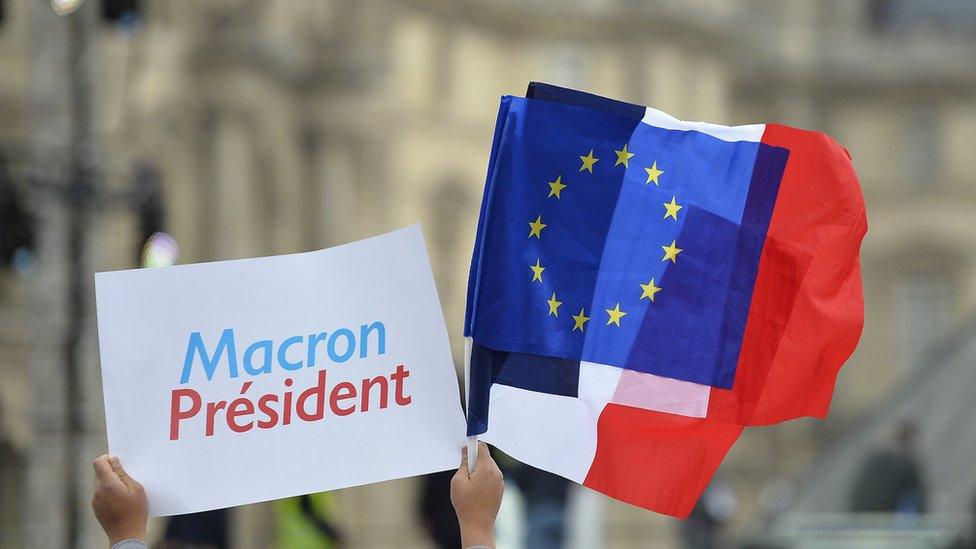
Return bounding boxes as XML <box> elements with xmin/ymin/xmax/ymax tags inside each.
<box><xmin>95</xmin><ymin>225</ymin><xmax>466</xmax><ymax>516</ymax></box>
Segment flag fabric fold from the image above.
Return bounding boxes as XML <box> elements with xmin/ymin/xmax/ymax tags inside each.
<box><xmin>464</xmin><ymin>83</ymin><xmax>865</xmax><ymax>517</ymax></box>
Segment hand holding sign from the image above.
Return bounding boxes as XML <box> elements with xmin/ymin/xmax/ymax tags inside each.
<box><xmin>91</xmin><ymin>455</ymin><xmax>147</xmax><ymax>545</ymax></box>
<box><xmin>95</xmin><ymin>225</ymin><xmax>466</xmax><ymax>516</ymax></box>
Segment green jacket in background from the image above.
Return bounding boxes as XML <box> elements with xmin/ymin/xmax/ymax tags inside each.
<box><xmin>276</xmin><ymin>493</ymin><xmax>342</xmax><ymax>549</ymax></box>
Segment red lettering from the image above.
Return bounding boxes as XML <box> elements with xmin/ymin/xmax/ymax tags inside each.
<box><xmin>297</xmin><ymin>370</ymin><xmax>327</xmax><ymax>421</ymax></box>
<box><xmin>391</xmin><ymin>364</ymin><xmax>412</xmax><ymax>406</ymax></box>
<box><xmin>257</xmin><ymin>394</ymin><xmax>279</xmax><ymax>429</ymax></box>
<box><xmin>206</xmin><ymin>400</ymin><xmax>227</xmax><ymax>436</ymax></box>
<box><xmin>171</xmin><ymin>362</ymin><xmax>413</xmax><ymax>440</ymax></box>
<box><xmin>283</xmin><ymin>378</ymin><xmax>294</xmax><ymax>425</ymax></box>
<box><xmin>361</xmin><ymin>375</ymin><xmax>388</xmax><ymax>412</ymax></box>
<box><xmin>330</xmin><ymin>381</ymin><xmax>357</xmax><ymax>416</ymax></box>
<box><xmin>170</xmin><ymin>388</ymin><xmax>202</xmax><ymax>441</ymax></box>
<box><xmin>226</xmin><ymin>382</ymin><xmax>255</xmax><ymax>433</ymax></box>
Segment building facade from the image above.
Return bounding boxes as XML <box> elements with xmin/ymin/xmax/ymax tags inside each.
<box><xmin>1</xmin><ymin>0</ymin><xmax>974</xmax><ymax>547</ymax></box>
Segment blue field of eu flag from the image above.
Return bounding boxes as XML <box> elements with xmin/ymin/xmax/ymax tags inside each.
<box><xmin>464</xmin><ymin>83</ymin><xmax>787</xmax><ymax>395</ymax></box>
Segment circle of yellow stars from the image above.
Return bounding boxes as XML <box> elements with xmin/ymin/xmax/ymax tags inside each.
<box><xmin>527</xmin><ymin>142</ymin><xmax>685</xmax><ymax>332</ymax></box>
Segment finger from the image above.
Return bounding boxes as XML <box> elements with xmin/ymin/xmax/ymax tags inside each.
<box><xmin>92</xmin><ymin>455</ymin><xmax>124</xmax><ymax>488</ymax></box>
<box><xmin>110</xmin><ymin>456</ymin><xmax>141</xmax><ymax>492</ymax></box>
<box><xmin>458</xmin><ymin>445</ymin><xmax>469</xmax><ymax>473</ymax></box>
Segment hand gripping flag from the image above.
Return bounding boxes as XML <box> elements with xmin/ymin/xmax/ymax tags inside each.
<box><xmin>464</xmin><ymin>83</ymin><xmax>866</xmax><ymax>517</ymax></box>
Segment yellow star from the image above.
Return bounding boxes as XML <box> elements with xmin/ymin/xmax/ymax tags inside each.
<box><xmin>547</xmin><ymin>175</ymin><xmax>567</xmax><ymax>199</ymax></box>
<box><xmin>530</xmin><ymin>259</ymin><xmax>545</xmax><ymax>283</ymax></box>
<box><xmin>528</xmin><ymin>215</ymin><xmax>547</xmax><ymax>239</ymax></box>
<box><xmin>572</xmin><ymin>308</ymin><xmax>590</xmax><ymax>332</ymax></box>
<box><xmin>579</xmin><ymin>149</ymin><xmax>599</xmax><ymax>173</ymax></box>
<box><xmin>644</xmin><ymin>161</ymin><xmax>664</xmax><ymax>185</ymax></box>
<box><xmin>663</xmin><ymin>196</ymin><xmax>682</xmax><ymax>220</ymax></box>
<box><xmin>661</xmin><ymin>240</ymin><xmax>683</xmax><ymax>263</ymax></box>
<box><xmin>605</xmin><ymin>303</ymin><xmax>627</xmax><ymax>327</ymax></box>
<box><xmin>614</xmin><ymin>143</ymin><xmax>635</xmax><ymax>168</ymax></box>
<box><xmin>639</xmin><ymin>278</ymin><xmax>662</xmax><ymax>301</ymax></box>
<box><xmin>547</xmin><ymin>292</ymin><xmax>563</xmax><ymax>317</ymax></box>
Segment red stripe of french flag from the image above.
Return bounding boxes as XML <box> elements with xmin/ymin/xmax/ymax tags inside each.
<box><xmin>707</xmin><ymin>124</ymin><xmax>867</xmax><ymax>425</ymax></box>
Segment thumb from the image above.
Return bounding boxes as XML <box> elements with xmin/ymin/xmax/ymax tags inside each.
<box><xmin>110</xmin><ymin>456</ymin><xmax>142</xmax><ymax>493</ymax></box>
<box><xmin>475</xmin><ymin>441</ymin><xmax>492</xmax><ymax>469</ymax></box>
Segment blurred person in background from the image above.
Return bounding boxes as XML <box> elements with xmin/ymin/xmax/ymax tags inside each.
<box><xmin>679</xmin><ymin>480</ymin><xmax>738</xmax><ymax>549</ymax></box>
<box><xmin>497</xmin><ymin>452</ymin><xmax>570</xmax><ymax>549</ymax></box>
<box><xmin>419</xmin><ymin>470</ymin><xmax>462</xmax><ymax>548</ymax></box>
<box><xmin>160</xmin><ymin>509</ymin><xmax>229</xmax><ymax>548</ymax></box>
<box><xmin>512</xmin><ymin>466</ymin><xmax>570</xmax><ymax>549</ymax></box>
<box><xmin>0</xmin><ymin>151</ymin><xmax>34</xmax><ymax>271</ymax></box>
<box><xmin>849</xmin><ymin>420</ymin><xmax>927</xmax><ymax>514</ymax></box>
<box><xmin>276</xmin><ymin>493</ymin><xmax>345</xmax><ymax>549</ymax></box>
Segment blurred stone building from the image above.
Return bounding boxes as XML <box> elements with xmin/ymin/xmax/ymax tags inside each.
<box><xmin>0</xmin><ymin>0</ymin><xmax>974</xmax><ymax>548</ymax></box>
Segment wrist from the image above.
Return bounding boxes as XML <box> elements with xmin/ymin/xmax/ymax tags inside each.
<box><xmin>460</xmin><ymin>524</ymin><xmax>494</xmax><ymax>549</ymax></box>
<box><xmin>107</xmin><ymin>525</ymin><xmax>147</xmax><ymax>546</ymax></box>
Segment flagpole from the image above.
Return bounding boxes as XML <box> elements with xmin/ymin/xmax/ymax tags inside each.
<box><xmin>464</xmin><ymin>335</ymin><xmax>477</xmax><ymax>474</ymax></box>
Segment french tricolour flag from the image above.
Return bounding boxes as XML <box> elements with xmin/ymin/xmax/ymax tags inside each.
<box><xmin>463</xmin><ymin>83</ymin><xmax>866</xmax><ymax>517</ymax></box>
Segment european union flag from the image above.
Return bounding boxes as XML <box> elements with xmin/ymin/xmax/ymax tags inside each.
<box><xmin>463</xmin><ymin>84</ymin><xmax>866</xmax><ymax>516</ymax></box>
<box><xmin>464</xmin><ymin>83</ymin><xmax>788</xmax><ymax>396</ymax></box>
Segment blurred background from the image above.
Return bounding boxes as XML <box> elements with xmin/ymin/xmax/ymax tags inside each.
<box><xmin>1</xmin><ymin>0</ymin><xmax>975</xmax><ymax>547</ymax></box>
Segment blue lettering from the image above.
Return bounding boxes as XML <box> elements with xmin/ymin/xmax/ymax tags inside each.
<box><xmin>307</xmin><ymin>332</ymin><xmax>327</xmax><ymax>367</ymax></box>
<box><xmin>181</xmin><ymin>321</ymin><xmax>387</xmax><ymax>380</ymax></box>
<box><xmin>327</xmin><ymin>328</ymin><xmax>356</xmax><ymax>363</ymax></box>
<box><xmin>278</xmin><ymin>335</ymin><xmax>304</xmax><ymax>371</ymax></box>
<box><xmin>359</xmin><ymin>321</ymin><xmax>386</xmax><ymax>358</ymax></box>
<box><xmin>243</xmin><ymin>340</ymin><xmax>273</xmax><ymax>376</ymax></box>
<box><xmin>180</xmin><ymin>329</ymin><xmax>238</xmax><ymax>383</ymax></box>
